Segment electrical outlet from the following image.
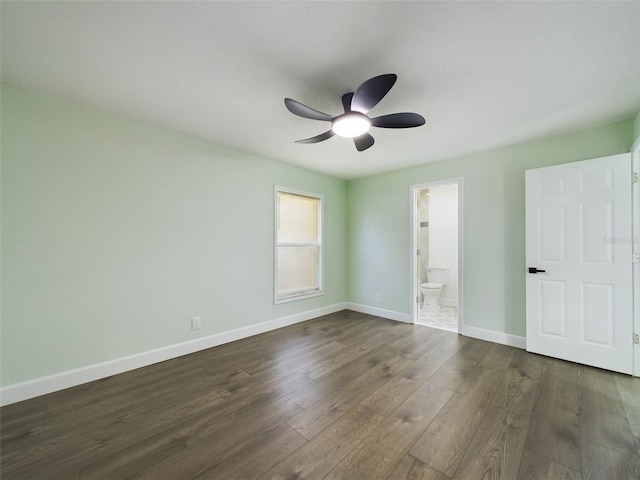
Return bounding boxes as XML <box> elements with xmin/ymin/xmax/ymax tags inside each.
<box><xmin>191</xmin><ymin>316</ymin><xmax>201</xmax><ymax>331</ymax></box>
<box><xmin>376</xmin><ymin>293</ymin><xmax>382</xmax><ymax>303</ymax></box>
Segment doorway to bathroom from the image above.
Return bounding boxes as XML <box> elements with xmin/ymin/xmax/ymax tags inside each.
<box><xmin>410</xmin><ymin>179</ymin><xmax>463</xmax><ymax>332</ymax></box>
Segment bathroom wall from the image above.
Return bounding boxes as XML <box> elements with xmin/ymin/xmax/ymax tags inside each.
<box><xmin>418</xmin><ymin>190</ymin><xmax>429</xmax><ymax>275</ymax></box>
<box><xmin>428</xmin><ymin>184</ymin><xmax>458</xmax><ymax>306</ymax></box>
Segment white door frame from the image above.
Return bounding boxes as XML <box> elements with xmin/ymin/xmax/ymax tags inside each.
<box><xmin>632</xmin><ymin>137</ymin><xmax>640</xmax><ymax>377</ymax></box>
<box><xmin>410</xmin><ymin>178</ymin><xmax>464</xmax><ymax>328</ymax></box>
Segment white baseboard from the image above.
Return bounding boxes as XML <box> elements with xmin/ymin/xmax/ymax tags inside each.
<box><xmin>0</xmin><ymin>303</ymin><xmax>348</xmax><ymax>406</ymax></box>
<box><xmin>461</xmin><ymin>325</ymin><xmax>526</xmax><ymax>349</ymax></box>
<box><xmin>347</xmin><ymin>303</ymin><xmax>526</xmax><ymax>350</ymax></box>
<box><xmin>1</xmin><ymin>304</ymin><xmax>529</xmax><ymax>406</ymax></box>
<box><xmin>346</xmin><ymin>303</ymin><xmax>412</xmax><ymax>323</ymax></box>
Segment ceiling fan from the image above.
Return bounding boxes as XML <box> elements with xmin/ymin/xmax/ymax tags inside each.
<box><xmin>284</xmin><ymin>74</ymin><xmax>425</xmax><ymax>152</ymax></box>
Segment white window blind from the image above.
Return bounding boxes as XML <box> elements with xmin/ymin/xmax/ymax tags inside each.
<box><xmin>275</xmin><ymin>188</ymin><xmax>323</xmax><ymax>303</ymax></box>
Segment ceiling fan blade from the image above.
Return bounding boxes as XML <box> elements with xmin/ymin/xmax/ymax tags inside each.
<box><xmin>284</xmin><ymin>98</ymin><xmax>333</xmax><ymax>122</ymax></box>
<box><xmin>353</xmin><ymin>133</ymin><xmax>375</xmax><ymax>152</ymax></box>
<box><xmin>351</xmin><ymin>74</ymin><xmax>397</xmax><ymax>114</ymax></box>
<box><xmin>371</xmin><ymin>112</ymin><xmax>426</xmax><ymax>128</ymax></box>
<box><xmin>295</xmin><ymin>130</ymin><xmax>335</xmax><ymax>144</ymax></box>
<box><xmin>341</xmin><ymin>92</ymin><xmax>354</xmax><ymax>113</ymax></box>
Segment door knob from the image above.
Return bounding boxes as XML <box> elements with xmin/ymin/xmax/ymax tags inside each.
<box><xmin>528</xmin><ymin>267</ymin><xmax>546</xmax><ymax>274</ymax></box>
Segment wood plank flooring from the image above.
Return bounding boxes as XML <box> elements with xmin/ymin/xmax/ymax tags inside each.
<box><xmin>2</xmin><ymin>310</ymin><xmax>639</xmax><ymax>479</ymax></box>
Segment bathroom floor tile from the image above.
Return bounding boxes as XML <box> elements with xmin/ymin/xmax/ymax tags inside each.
<box><xmin>417</xmin><ymin>306</ymin><xmax>458</xmax><ymax>332</ymax></box>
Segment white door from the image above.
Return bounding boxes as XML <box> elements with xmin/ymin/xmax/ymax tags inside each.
<box><xmin>525</xmin><ymin>153</ymin><xmax>633</xmax><ymax>374</ymax></box>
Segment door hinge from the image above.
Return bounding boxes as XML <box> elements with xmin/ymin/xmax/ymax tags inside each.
<box><xmin>417</xmin><ymin>249</ymin><xmax>421</xmax><ymax>256</ymax></box>
<box><xmin>633</xmin><ymin>253</ymin><xmax>639</xmax><ymax>264</ymax></box>
<box><xmin>633</xmin><ymin>172</ymin><xmax>638</xmax><ymax>184</ymax></box>
<box><xmin>416</xmin><ymin>296</ymin><xmax>420</xmax><ymax>304</ymax></box>
<box><xmin>634</xmin><ymin>334</ymin><xmax>640</xmax><ymax>345</ymax></box>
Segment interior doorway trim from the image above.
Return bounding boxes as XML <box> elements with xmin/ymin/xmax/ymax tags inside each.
<box><xmin>632</xmin><ymin>136</ymin><xmax>640</xmax><ymax>377</ymax></box>
<box><xmin>410</xmin><ymin>178</ymin><xmax>464</xmax><ymax>330</ymax></box>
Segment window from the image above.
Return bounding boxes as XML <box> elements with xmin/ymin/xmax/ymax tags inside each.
<box><xmin>274</xmin><ymin>187</ymin><xmax>323</xmax><ymax>303</ymax></box>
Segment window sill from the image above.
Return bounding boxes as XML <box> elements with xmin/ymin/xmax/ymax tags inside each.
<box><xmin>274</xmin><ymin>289</ymin><xmax>324</xmax><ymax>305</ymax></box>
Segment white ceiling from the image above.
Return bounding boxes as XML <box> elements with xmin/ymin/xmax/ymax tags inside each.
<box><xmin>2</xmin><ymin>1</ymin><xmax>639</xmax><ymax>180</ymax></box>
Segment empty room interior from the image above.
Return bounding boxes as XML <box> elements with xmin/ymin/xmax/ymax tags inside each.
<box><xmin>2</xmin><ymin>1</ymin><xmax>640</xmax><ymax>479</ymax></box>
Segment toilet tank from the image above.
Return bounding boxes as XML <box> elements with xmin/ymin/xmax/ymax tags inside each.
<box><xmin>427</xmin><ymin>266</ymin><xmax>449</xmax><ymax>286</ymax></box>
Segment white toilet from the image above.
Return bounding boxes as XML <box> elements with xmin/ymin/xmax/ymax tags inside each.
<box><xmin>421</xmin><ymin>267</ymin><xmax>450</xmax><ymax>312</ymax></box>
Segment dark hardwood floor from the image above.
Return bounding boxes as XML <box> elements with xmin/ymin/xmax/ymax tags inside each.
<box><xmin>2</xmin><ymin>310</ymin><xmax>639</xmax><ymax>479</ymax></box>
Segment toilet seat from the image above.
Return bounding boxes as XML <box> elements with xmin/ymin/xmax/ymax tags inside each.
<box><xmin>421</xmin><ymin>282</ymin><xmax>442</xmax><ymax>289</ymax></box>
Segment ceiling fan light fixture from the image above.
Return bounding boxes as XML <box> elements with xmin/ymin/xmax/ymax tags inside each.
<box><xmin>332</xmin><ymin>113</ymin><xmax>371</xmax><ymax>138</ymax></box>
<box><xmin>286</xmin><ymin>74</ymin><xmax>425</xmax><ymax>151</ymax></box>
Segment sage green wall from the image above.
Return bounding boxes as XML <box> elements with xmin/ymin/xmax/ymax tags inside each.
<box><xmin>634</xmin><ymin>109</ymin><xmax>640</xmax><ymax>143</ymax></box>
<box><xmin>347</xmin><ymin>120</ymin><xmax>633</xmax><ymax>337</ymax></box>
<box><xmin>0</xmin><ymin>84</ymin><xmax>347</xmax><ymax>387</ymax></box>
<box><xmin>1</xmin><ymin>81</ymin><xmax>635</xmax><ymax>390</ymax></box>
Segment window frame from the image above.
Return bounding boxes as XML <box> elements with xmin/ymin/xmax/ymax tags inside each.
<box><xmin>274</xmin><ymin>186</ymin><xmax>324</xmax><ymax>304</ymax></box>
